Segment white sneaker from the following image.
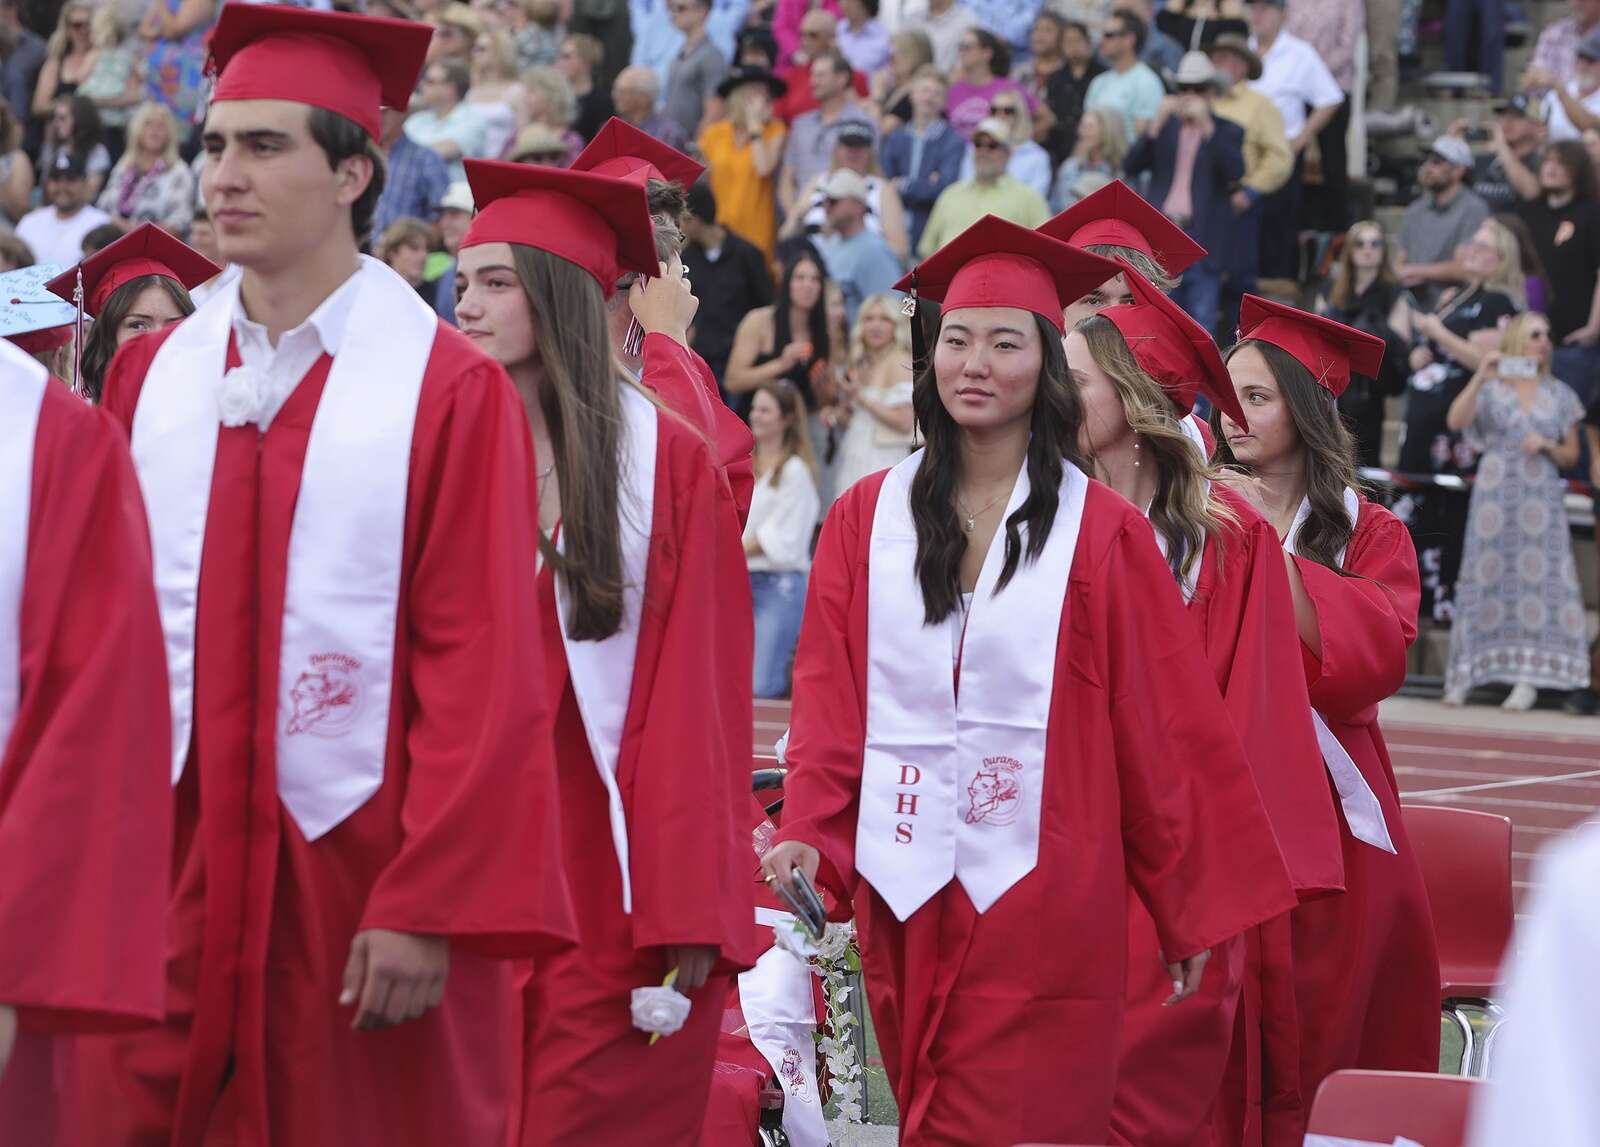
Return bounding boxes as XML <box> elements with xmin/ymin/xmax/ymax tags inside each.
<box><xmin>1442</xmin><ymin>683</ymin><xmax>1470</xmax><ymax>706</ymax></box>
<box><xmin>1502</xmin><ymin>683</ymin><xmax>1538</xmax><ymax>711</ymax></box>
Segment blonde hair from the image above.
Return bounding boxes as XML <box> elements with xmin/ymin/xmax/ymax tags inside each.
<box><xmin>1475</xmin><ymin>218</ymin><xmax>1527</xmax><ymax>308</ymax></box>
<box><xmin>472</xmin><ymin>29</ymin><xmax>519</xmax><ymax>84</ymax></box>
<box><xmin>376</xmin><ymin>217</ymin><xmax>434</xmax><ymax>262</ymax></box>
<box><xmin>989</xmin><ymin>90</ymin><xmax>1034</xmax><ymax>144</ymax></box>
<box><xmin>754</xmin><ymin>380</ymin><xmax>819</xmax><ymax>485</ymax></box>
<box><xmin>725</xmin><ymin>81</ymin><xmax>773</xmax><ymax>127</ymax></box>
<box><xmin>1077</xmin><ymin>106</ymin><xmax>1127</xmax><ymax>170</ymax></box>
<box><xmin>1499</xmin><ymin>311</ymin><xmax>1551</xmax><ymax>364</ymax></box>
<box><xmin>1079</xmin><ymin>315</ymin><xmax>1233</xmax><ymax>579</ymax></box>
<box><xmin>47</xmin><ymin>1</ymin><xmax>95</xmax><ymax>56</ymax></box>
<box><xmin>1082</xmin><ymin>244</ymin><xmax>1177</xmax><ymax>291</ymax></box>
<box><xmin>128</xmin><ymin>102</ymin><xmax>181</xmax><ymax>168</ymax></box>
<box><xmin>520</xmin><ymin>65</ymin><xmax>577</xmax><ymax>127</ymax></box>
<box><xmin>849</xmin><ymin>292</ymin><xmax>912</xmax><ymax>372</ymax></box>
<box><xmin>1327</xmin><ymin>220</ymin><xmax>1398</xmax><ymax>310</ymax></box>
<box><xmin>890</xmin><ymin>29</ymin><xmax>934</xmax><ymax>77</ymax></box>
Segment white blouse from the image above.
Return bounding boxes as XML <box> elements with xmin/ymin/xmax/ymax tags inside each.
<box><xmin>744</xmin><ymin>455</ymin><xmax>821</xmax><ymax>573</ymax></box>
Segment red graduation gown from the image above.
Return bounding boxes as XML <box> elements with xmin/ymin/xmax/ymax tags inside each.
<box><xmin>77</xmin><ymin>324</ymin><xmax>576</xmax><ymax>1147</ymax></box>
<box><xmin>639</xmin><ymin>333</ymin><xmax>755</xmax><ymax>524</ymax></box>
<box><xmin>1258</xmin><ymin>496</ymin><xmax>1439</xmax><ymax>1146</ymax></box>
<box><xmin>1111</xmin><ymin>487</ymin><xmax>1343</xmax><ymax>1147</ymax></box>
<box><xmin>516</xmin><ymin>408</ymin><xmax>760</xmax><ymax>1147</ymax></box>
<box><xmin>775</xmin><ymin>473</ymin><xmax>1298</xmax><ymax>1147</ymax></box>
<box><xmin>0</xmin><ymin>383</ymin><xmax>172</xmax><ymax>1142</ymax></box>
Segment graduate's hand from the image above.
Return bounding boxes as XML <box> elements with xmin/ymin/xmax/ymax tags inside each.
<box><xmin>663</xmin><ymin>945</ymin><xmax>720</xmax><ymax>992</ymax></box>
<box><xmin>0</xmin><ymin>1004</ymin><xmax>15</xmax><ymax>1082</ymax></box>
<box><xmin>629</xmin><ymin>258</ymin><xmax>700</xmax><ymax>347</ymax></box>
<box><xmin>340</xmin><ymin>929</ymin><xmax>450</xmax><ymax>1031</ymax></box>
<box><xmin>760</xmin><ymin>840</ymin><xmax>821</xmax><ymax>905</ymax></box>
<box><xmin>1163</xmin><ymin>949</ymin><xmax>1210</xmax><ymax>1006</ymax></box>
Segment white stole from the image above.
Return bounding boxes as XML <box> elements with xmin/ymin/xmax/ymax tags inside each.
<box><xmin>554</xmin><ymin>385</ymin><xmax>658</xmax><ymax>914</ymax></box>
<box><xmin>1179</xmin><ymin>411</ymin><xmax>1209</xmax><ymax>458</ymax></box>
<box><xmin>1284</xmin><ymin>486</ymin><xmax>1397</xmax><ymax>854</ymax></box>
<box><xmin>0</xmin><ymin>346</ymin><xmax>48</xmax><ymax>756</ymax></box>
<box><xmin>131</xmin><ymin>258</ymin><xmax>437</xmax><ymax>841</ymax></box>
<box><xmin>738</xmin><ymin>909</ymin><xmax>829</xmax><ymax>1147</ymax></box>
<box><xmin>858</xmin><ymin>451</ymin><xmax>1087</xmax><ymax>921</ymax></box>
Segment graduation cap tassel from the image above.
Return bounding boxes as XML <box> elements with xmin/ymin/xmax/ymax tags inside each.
<box><xmin>904</xmin><ymin>270</ymin><xmax>925</xmax><ymax>381</ymax></box>
<box><xmin>71</xmin><ymin>268</ymin><xmax>85</xmax><ymax>398</ymax></box>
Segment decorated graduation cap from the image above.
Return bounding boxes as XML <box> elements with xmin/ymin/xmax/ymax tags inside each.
<box><xmin>571</xmin><ymin>117</ymin><xmax>705</xmax><ymax>189</ymax></box>
<box><xmin>891</xmin><ymin>215</ymin><xmax>1121</xmax><ymax>335</ymax></box>
<box><xmin>1099</xmin><ymin>261</ymin><xmax>1247</xmax><ymax>428</ymax></box>
<box><xmin>460</xmin><ymin>160</ymin><xmax>659</xmax><ymax>295</ymax></box>
<box><xmin>46</xmin><ymin>223</ymin><xmax>220</xmax><ymax>319</ymax></box>
<box><xmin>1037</xmin><ymin>179</ymin><xmax>1208</xmax><ymax>279</ymax></box>
<box><xmin>1236</xmin><ymin>294</ymin><xmax>1387</xmax><ymax>398</ymax></box>
<box><xmin>206</xmin><ymin>6</ymin><xmax>433</xmax><ymax>140</ymax></box>
<box><xmin>0</xmin><ymin>264</ymin><xmax>77</xmax><ymax>356</ymax></box>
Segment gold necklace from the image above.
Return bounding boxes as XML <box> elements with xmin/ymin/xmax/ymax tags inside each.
<box><xmin>955</xmin><ymin>489</ymin><xmax>1009</xmax><ymax>533</ymax></box>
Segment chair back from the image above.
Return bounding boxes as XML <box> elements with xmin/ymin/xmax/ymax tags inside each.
<box><xmin>1400</xmin><ymin>804</ymin><xmax>1513</xmax><ymax>997</ymax></box>
<box><xmin>1307</xmin><ymin>1069</ymin><xmax>1482</xmax><ymax>1147</ymax></box>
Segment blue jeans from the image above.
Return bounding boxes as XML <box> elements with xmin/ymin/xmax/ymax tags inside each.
<box><xmin>751</xmin><ymin>570</ymin><xmax>807</xmax><ymax>699</ymax></box>
<box><xmin>1170</xmin><ymin>260</ymin><xmax>1222</xmax><ymax>343</ymax></box>
<box><xmin>1445</xmin><ymin>0</ymin><xmax>1504</xmax><ymax>92</ymax></box>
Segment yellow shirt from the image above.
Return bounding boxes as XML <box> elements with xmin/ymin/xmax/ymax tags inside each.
<box><xmin>1211</xmin><ymin>86</ymin><xmax>1293</xmax><ymax>198</ymax></box>
<box><xmin>698</xmin><ymin>119</ymin><xmax>787</xmax><ymax>263</ymax></box>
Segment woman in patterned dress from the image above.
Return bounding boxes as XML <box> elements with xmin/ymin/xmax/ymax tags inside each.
<box><xmin>1443</xmin><ymin>312</ymin><xmax>1590</xmax><ymax>710</ymax></box>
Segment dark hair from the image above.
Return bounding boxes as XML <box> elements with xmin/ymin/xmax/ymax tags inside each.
<box><xmin>56</xmin><ymin>93</ymin><xmax>102</xmax><ymax>155</ymax></box>
<box><xmin>774</xmin><ymin>251</ymin><xmax>830</xmax><ymax>375</ymax></box>
<box><xmin>613</xmin><ymin>179</ymin><xmax>687</xmax><ymax>291</ymax></box>
<box><xmin>307</xmin><ymin>106</ymin><xmax>388</xmax><ymax>244</ymax></box>
<box><xmin>856</xmin><ymin>0</ymin><xmax>880</xmax><ymax>14</ymax></box>
<box><xmin>645</xmin><ymin>177</ymin><xmax>687</xmax><ymax>227</ymax></box>
<box><xmin>817</xmin><ymin>48</ymin><xmax>852</xmax><ymax>79</ymax></box>
<box><xmin>0</xmin><ymin>231</ymin><xmax>32</xmax><ymax>269</ymax></box>
<box><xmin>1212</xmin><ymin>339</ymin><xmax>1361</xmax><ymax>571</ymax></box>
<box><xmin>686</xmin><ymin>175</ymin><xmax>716</xmax><ymax>224</ymax></box>
<box><xmin>431</xmin><ymin>59</ymin><xmax>472</xmax><ymax>101</ymax></box>
<box><xmin>1111</xmin><ymin>10</ymin><xmax>1147</xmax><ymax>54</ymax></box>
<box><xmin>910</xmin><ymin>313</ymin><xmax>1085</xmax><ymax>623</ymax></box>
<box><xmin>82</xmin><ymin>221</ymin><xmax>125</xmax><ymax>255</ymax></box>
<box><xmin>1063</xmin><ymin>18</ymin><xmax>1092</xmax><ymax>41</ymax></box>
<box><xmin>80</xmin><ymin>274</ymin><xmax>195</xmax><ymax>404</ymax></box>
<box><xmin>1494</xmin><ymin>210</ymin><xmax>1553</xmax><ymax>307</ymax></box>
<box><xmin>736</xmin><ymin>25</ymin><xmax>778</xmax><ymax>68</ymax></box>
<box><xmin>753</xmin><ymin>379</ymin><xmax>818</xmax><ymax>485</ymax></box>
<box><xmin>969</xmin><ymin>28</ymin><xmax>1011</xmax><ymax>77</ymax></box>
<box><xmin>1548</xmin><ymin>138</ymin><xmax>1598</xmax><ymax>202</ymax></box>
<box><xmin>1034</xmin><ymin>8</ymin><xmax>1067</xmax><ymax>35</ymax></box>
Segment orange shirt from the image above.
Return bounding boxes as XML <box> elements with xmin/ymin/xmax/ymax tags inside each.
<box><xmin>698</xmin><ymin>119</ymin><xmax>786</xmax><ymax>263</ymax></box>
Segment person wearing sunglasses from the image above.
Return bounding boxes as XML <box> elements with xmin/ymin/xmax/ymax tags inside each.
<box><xmin>32</xmin><ymin>0</ymin><xmax>99</xmax><ymax>119</ymax></box>
<box><xmin>1082</xmin><ymin>9</ymin><xmax>1164</xmax><ymax>144</ymax></box>
<box><xmin>955</xmin><ymin>94</ymin><xmax>1053</xmax><ymax>198</ymax></box>
<box><xmin>916</xmin><ymin>114</ymin><xmax>1051</xmax><ymax>256</ymax></box>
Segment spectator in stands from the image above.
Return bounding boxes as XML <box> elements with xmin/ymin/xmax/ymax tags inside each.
<box><xmin>735</xmin><ymin>23</ymin><xmax>780</xmax><ymax>71</ymax></box>
<box><xmin>1315</xmin><ymin>220</ymin><xmax>1415</xmax><ymax>465</ymax></box>
<box><xmin>1016</xmin><ymin>10</ymin><xmax>1072</xmax><ymax>99</ymax></box>
<box><xmin>825</xmin><ymin>291</ymin><xmax>915</xmax><ymax>491</ymax></box>
<box><xmin>702</xmin><ymin>66</ymin><xmax>789</xmax><ymax>261</ymax></box>
<box><xmin>372</xmin><ymin>105</ymin><xmax>449</xmax><ymax>248</ymax></box>
<box><xmin>1210</xmin><ymin>33</ymin><xmax>1289</xmax><ymax>313</ymax></box>
<box><xmin>138</xmin><ymin>0</ymin><xmax>213</xmax><ymax>134</ymax></box>
<box><xmin>917</xmin><ymin>115</ymin><xmax>1051</xmax><ymax>253</ymax></box>
<box><xmin>662</xmin><ymin>0</ymin><xmax>728</xmax><ymax>141</ymax></box>
<box><xmin>780</xmin><ymin>51</ymin><xmax>874</xmax><ymax>214</ymax></box>
<box><xmin>501</xmin><ymin>121</ymin><xmax>570</xmax><ymax>162</ymax></box>
<box><xmin>506</xmin><ymin>0</ymin><xmax>563</xmax><ymax>70</ymax></box>
<box><xmin>1366</xmin><ymin>0</ymin><xmax>1401</xmax><ymax>110</ymax></box>
<box><xmin>946</xmin><ymin>28</ymin><xmax>1034</xmax><ymax>140</ymax></box>
<box><xmin>1039</xmin><ymin>18</ymin><xmax>1104</xmax><ymax>164</ymax></box>
<box><xmin>881</xmin><ymin>66</ymin><xmax>966</xmax><ymax>253</ymax></box>
<box><xmin>1578</xmin><ymin>401</ymin><xmax>1600</xmax><ymax>713</ymax></box>
<box><xmin>1156</xmin><ymin>0</ymin><xmax>1248</xmax><ymax>53</ymax></box>
<box><xmin>0</xmin><ymin>230</ymin><xmax>30</xmax><ymax>272</ymax></box>
<box><xmin>1125</xmin><ymin>52</ymin><xmax>1244</xmax><ymax>337</ymax></box>
<box><xmin>1085</xmin><ymin>9</ymin><xmax>1165</xmax><ymax>145</ymax></box>
<box><xmin>744</xmin><ymin>379</ymin><xmax>821</xmax><ymax>699</ymax></box>
<box><xmin>775</xmin><ymin>10</ymin><xmax>870</xmax><ymax>122</ymax></box>
<box><xmin>954</xmin><ymin>89</ymin><xmax>1051</xmax><ymax>198</ymax></box>
<box><xmin>837</xmin><ymin>0</ymin><xmax>890</xmax><ymax>76</ymax></box>
<box><xmin>629</xmin><ymin>0</ymin><xmax>745</xmax><ymax>95</ymax></box>
<box><xmin>31</xmin><ymin>1</ymin><xmax>98</xmax><ymax>120</ymax></box>
<box><xmin>727</xmin><ymin>248</ymin><xmax>836</xmax><ymax>421</ymax></box>
<box><xmin>1528</xmin><ymin>0</ymin><xmax>1600</xmax><ymax>93</ymax></box>
<box><xmin>556</xmin><ymin>33</ymin><xmax>613</xmax><ymax>140</ymax></box>
<box><xmin>1286</xmin><ymin>0</ymin><xmax>1360</xmax><ymax>235</ymax></box>
<box><xmin>773</xmin><ymin>0</ymin><xmax>840</xmax><ymax>65</ymax></box>
<box><xmin>682</xmin><ymin>177</ymin><xmax>773</xmax><ymax>386</ymax></box>
<box><xmin>1050</xmin><ymin>105</ymin><xmax>1125</xmax><ymax>210</ymax></box>
<box><xmin>1498</xmin><ymin>211</ymin><xmax>1554</xmax><ymax>311</ymax></box>
<box><xmin>432</xmin><ymin>181</ymin><xmax>473</xmax><ymax>324</ymax></box>
<box><xmin>810</xmin><ymin>168</ymin><xmax>902</xmax><ymax>324</ymax></box>
<box><xmin>1516</xmin><ymin>140</ymin><xmax>1600</xmax><ymax>401</ymax></box>
<box><xmin>518</xmin><ymin>64</ymin><xmax>584</xmax><ymax>162</ymax></box>
<box><xmin>0</xmin><ymin>99</ymin><xmax>32</xmax><ymax>225</ymax></box>
<box><xmin>785</xmin><ymin>121</ymin><xmax>909</xmax><ymax>259</ymax></box>
<box><xmin>16</xmin><ymin>150</ymin><xmax>111</xmax><ymax>266</ymax></box>
<box><xmin>1474</xmin><ymin>95</ymin><xmax>1546</xmax><ymax>209</ymax></box>
<box><xmin>1396</xmin><ymin>136</ymin><xmax>1492</xmax><ymax>299</ymax></box>
<box><xmin>80</xmin><ymin>220</ymin><xmax>125</xmax><ymax>257</ymax></box>
<box><xmin>77</xmin><ymin>4</ymin><xmax>145</xmax><ymax>160</ymax></box>
<box><xmin>1584</xmin><ymin>123</ymin><xmax>1600</xmax><ymax>172</ymax></box>
<box><xmin>611</xmin><ymin>65</ymin><xmax>689</xmax><ymax>150</ymax></box>
<box><xmin>376</xmin><ymin>217</ymin><xmax>435</xmax><ymax>297</ymax></box>
<box><xmin>1529</xmin><ymin>29</ymin><xmax>1600</xmax><ymax>143</ymax></box>
<box><xmin>467</xmin><ymin>30</ymin><xmax>527</xmax><ymax>158</ymax></box>
<box><xmin>873</xmin><ymin>28</ymin><xmax>932</xmax><ymax>132</ymax></box>
<box><xmin>0</xmin><ymin>0</ymin><xmax>47</xmax><ymax>128</ymax></box>
<box><xmin>1444</xmin><ymin>311</ymin><xmax>1588</xmax><ymax>710</ymax></box>
<box><xmin>188</xmin><ymin>209</ymin><xmax>219</xmax><ymax>268</ymax></box>
<box><xmin>1443</xmin><ymin>0</ymin><xmax>1503</xmax><ymax>96</ymax></box>
<box><xmin>965</xmin><ymin>0</ymin><xmax>1047</xmax><ymax>58</ymax></box>
<box><xmin>97</xmin><ymin>102</ymin><xmax>193</xmax><ymax>237</ymax></box>
<box><xmin>408</xmin><ymin>60</ymin><xmax>489</xmax><ymax>184</ymax></box>
<box><xmin>39</xmin><ymin>94</ymin><xmax>109</xmax><ymax>199</ymax></box>
<box><xmin>428</xmin><ymin>4</ymin><xmax>481</xmax><ymax>66</ymax></box>
<box><xmin>898</xmin><ymin>0</ymin><xmax>978</xmax><ymax>74</ymax></box>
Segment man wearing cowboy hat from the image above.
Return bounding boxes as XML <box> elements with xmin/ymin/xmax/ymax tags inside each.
<box><xmin>1210</xmin><ymin>32</ymin><xmax>1291</xmax><ymax>316</ymax></box>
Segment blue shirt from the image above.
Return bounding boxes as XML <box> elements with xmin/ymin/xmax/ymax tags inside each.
<box><xmin>963</xmin><ymin>0</ymin><xmax>1045</xmax><ymax>52</ymax></box>
<box><xmin>630</xmin><ymin>0</ymin><xmax>750</xmax><ymax>101</ymax></box>
<box><xmin>371</xmin><ymin>133</ymin><xmax>450</xmax><ymax>249</ymax></box>
<box><xmin>815</xmin><ymin>228</ymin><xmax>903</xmax><ymax>326</ymax></box>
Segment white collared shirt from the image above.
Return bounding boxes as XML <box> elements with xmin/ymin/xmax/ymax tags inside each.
<box><xmin>230</xmin><ymin>263</ymin><xmax>366</xmax><ymax>431</ymax></box>
<box><xmin>1249</xmin><ymin>30</ymin><xmax>1343</xmax><ymax>140</ymax></box>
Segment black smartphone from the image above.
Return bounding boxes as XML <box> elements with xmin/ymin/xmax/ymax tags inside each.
<box><xmin>773</xmin><ymin>872</ymin><xmax>826</xmax><ymax>940</ymax></box>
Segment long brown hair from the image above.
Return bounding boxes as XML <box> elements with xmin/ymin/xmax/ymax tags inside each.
<box><xmin>754</xmin><ymin>379</ymin><xmax>817</xmax><ymax>486</ymax></box>
<box><xmin>1213</xmin><ymin>339</ymin><xmax>1362</xmax><ymax>571</ymax></box>
<box><xmin>1078</xmin><ymin>316</ymin><xmax>1232</xmax><ymax>580</ymax></box>
<box><xmin>1326</xmin><ymin>220</ymin><xmax>1399</xmax><ymax>311</ymax></box>
<box><xmin>909</xmin><ymin>313</ymin><xmax>1087</xmax><ymax>624</ymax></box>
<box><xmin>79</xmin><ymin>274</ymin><xmax>194</xmax><ymax>404</ymax></box>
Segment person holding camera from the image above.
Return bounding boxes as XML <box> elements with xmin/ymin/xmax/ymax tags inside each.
<box><xmin>1442</xmin><ymin>312</ymin><xmax>1590</xmax><ymax>710</ymax></box>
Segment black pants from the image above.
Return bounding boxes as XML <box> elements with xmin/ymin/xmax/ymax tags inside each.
<box><xmin>1258</xmin><ymin>157</ymin><xmax>1303</xmax><ymax>280</ymax></box>
<box><xmin>1304</xmin><ymin>97</ymin><xmax>1352</xmax><ymax>234</ymax></box>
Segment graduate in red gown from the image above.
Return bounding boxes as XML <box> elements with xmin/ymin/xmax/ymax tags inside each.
<box><xmin>760</xmin><ymin>216</ymin><xmax>1298</xmax><ymax>1147</ymax></box>
<box><xmin>79</xmin><ymin>9</ymin><xmax>576</xmax><ymax>1145</ymax></box>
<box><xmin>0</xmin><ymin>338</ymin><xmax>171</xmax><ymax>1143</ymax></box>
<box><xmin>572</xmin><ymin>116</ymin><xmax>755</xmax><ymax>521</ymax></box>
<box><xmin>1063</xmin><ymin>268</ymin><xmax>1344</xmax><ymax>1147</ymax></box>
<box><xmin>452</xmin><ymin>159</ymin><xmax>760</xmax><ymax>1147</ymax></box>
<box><xmin>1213</xmin><ymin>297</ymin><xmax>1441</xmax><ymax>1146</ymax></box>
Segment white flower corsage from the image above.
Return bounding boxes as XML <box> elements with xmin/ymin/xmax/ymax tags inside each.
<box><xmin>631</xmin><ymin>972</ymin><xmax>692</xmax><ymax>1043</ymax></box>
<box><xmin>218</xmin><ymin>365</ymin><xmax>264</xmax><ymax>428</ymax></box>
<box><xmin>773</xmin><ymin>918</ymin><xmax>820</xmax><ymax>960</ymax></box>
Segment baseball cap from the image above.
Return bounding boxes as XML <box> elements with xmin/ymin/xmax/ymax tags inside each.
<box><xmin>819</xmin><ymin>168</ymin><xmax>870</xmax><ymax>203</ymax></box>
<box><xmin>1427</xmin><ymin>135</ymin><xmax>1474</xmax><ymax>169</ymax></box>
<box><xmin>440</xmin><ymin>181</ymin><xmax>474</xmax><ymax>214</ymax></box>
<box><xmin>47</xmin><ymin>151</ymin><xmax>87</xmax><ymax>180</ymax></box>
<box><xmin>1493</xmin><ymin>92</ymin><xmax>1541</xmax><ymax>118</ymax></box>
<box><xmin>836</xmin><ymin>121</ymin><xmax>875</xmax><ymax>148</ymax></box>
<box><xmin>971</xmin><ymin>116</ymin><xmax>1013</xmax><ymax>146</ymax></box>
<box><xmin>1174</xmin><ymin>51</ymin><xmax>1217</xmax><ymax>88</ymax></box>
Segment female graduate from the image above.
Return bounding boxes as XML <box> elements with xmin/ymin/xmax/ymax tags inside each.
<box><xmin>1065</xmin><ymin>268</ymin><xmax>1343</xmax><ymax>1147</ymax></box>
<box><xmin>760</xmin><ymin>215</ymin><xmax>1298</xmax><ymax>1147</ymax></box>
<box><xmin>1214</xmin><ymin>296</ymin><xmax>1441</xmax><ymax>1146</ymax></box>
<box><xmin>452</xmin><ymin>160</ymin><xmax>760</xmax><ymax>1147</ymax></box>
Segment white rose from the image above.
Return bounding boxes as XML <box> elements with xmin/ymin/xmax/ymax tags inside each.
<box><xmin>772</xmin><ymin>919</ymin><xmax>819</xmax><ymax>960</ymax></box>
<box><xmin>630</xmin><ymin>985</ymin><xmax>691</xmax><ymax>1037</ymax></box>
<box><xmin>218</xmin><ymin>365</ymin><xmax>263</xmax><ymax>428</ymax></box>
<box><xmin>773</xmin><ymin>727</ymin><xmax>790</xmax><ymax>765</ymax></box>
<box><xmin>815</xmin><ymin>923</ymin><xmax>853</xmax><ymax>963</ymax></box>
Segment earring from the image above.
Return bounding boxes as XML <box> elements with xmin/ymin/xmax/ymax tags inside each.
<box><xmin>1132</xmin><ymin>434</ymin><xmax>1141</xmax><ymax>468</ymax></box>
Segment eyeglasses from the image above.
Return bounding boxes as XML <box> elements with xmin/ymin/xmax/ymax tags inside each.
<box><xmin>1352</xmin><ymin>235</ymin><xmax>1384</xmax><ymax>249</ymax></box>
<box><xmin>990</xmin><ymin>104</ymin><xmax>1018</xmax><ymax>115</ymax></box>
<box><xmin>973</xmin><ymin>138</ymin><xmax>1007</xmax><ymax>150</ymax></box>
<box><xmin>68</xmin><ymin>19</ymin><xmax>90</xmax><ymax>30</ymax></box>
<box><xmin>1102</xmin><ymin>27</ymin><xmax>1129</xmax><ymax>38</ymax></box>
<box><xmin>513</xmin><ymin>150</ymin><xmax>569</xmax><ymax>163</ymax></box>
<box><xmin>958</xmin><ymin>40</ymin><xmax>980</xmax><ymax>51</ymax></box>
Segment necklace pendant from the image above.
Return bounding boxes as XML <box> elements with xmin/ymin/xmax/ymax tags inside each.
<box><xmin>964</xmin><ymin>515</ymin><xmax>976</xmax><ymax>533</ymax></box>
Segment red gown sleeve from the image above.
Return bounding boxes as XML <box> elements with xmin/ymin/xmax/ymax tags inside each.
<box><xmin>1293</xmin><ymin>502</ymin><xmax>1420</xmax><ymax>722</ymax></box>
<box><xmin>1096</xmin><ymin>508</ymin><xmax>1298</xmax><ymax>961</ymax></box>
<box><xmin>359</xmin><ymin>359</ymin><xmax>577</xmax><ymax>957</ymax></box>
<box><xmin>0</xmin><ymin>390</ymin><xmax>172</xmax><ymax>1032</ymax></box>
<box><xmin>640</xmin><ymin>333</ymin><xmax>755</xmax><ymax>524</ymax></box>
<box><xmin>98</xmin><ymin>326</ymin><xmax>168</xmax><ymax>433</ymax></box>
<box><xmin>623</xmin><ymin>428</ymin><xmax>760</xmax><ymax>969</ymax></box>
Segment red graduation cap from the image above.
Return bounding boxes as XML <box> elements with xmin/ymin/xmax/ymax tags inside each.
<box><xmin>1236</xmin><ymin>294</ymin><xmax>1387</xmax><ymax>398</ymax></box>
<box><xmin>1099</xmin><ymin>261</ymin><xmax>1247</xmax><ymax>428</ymax></box>
<box><xmin>1037</xmin><ymin>179</ymin><xmax>1208</xmax><ymax>278</ymax></box>
<box><xmin>892</xmin><ymin>215</ymin><xmax>1121</xmax><ymax>333</ymax></box>
<box><xmin>207</xmin><ymin>6</ymin><xmax>433</xmax><ymax>140</ymax></box>
<box><xmin>571</xmin><ymin>117</ymin><xmax>705</xmax><ymax>189</ymax></box>
<box><xmin>7</xmin><ymin>325</ymin><xmax>73</xmax><ymax>355</ymax></box>
<box><xmin>46</xmin><ymin>223</ymin><xmax>221</xmax><ymax>318</ymax></box>
<box><xmin>460</xmin><ymin>160</ymin><xmax>659</xmax><ymax>294</ymax></box>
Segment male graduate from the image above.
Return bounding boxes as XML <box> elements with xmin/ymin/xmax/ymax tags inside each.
<box><xmin>82</xmin><ymin>8</ymin><xmax>576</xmax><ymax>1145</ymax></box>
<box><xmin>0</xmin><ymin>327</ymin><xmax>171</xmax><ymax>1143</ymax></box>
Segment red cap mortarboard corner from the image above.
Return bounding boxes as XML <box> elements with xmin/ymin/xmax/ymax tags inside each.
<box><xmin>571</xmin><ymin>117</ymin><xmax>706</xmax><ymax>189</ymax></box>
<box><xmin>1037</xmin><ymin>179</ymin><xmax>1208</xmax><ymax>279</ymax></box>
<box><xmin>891</xmin><ymin>215</ymin><xmax>1122</xmax><ymax>334</ymax></box>
<box><xmin>46</xmin><ymin>223</ymin><xmax>221</xmax><ymax>318</ymax></box>
<box><xmin>206</xmin><ymin>5</ymin><xmax>433</xmax><ymax>140</ymax></box>
<box><xmin>1098</xmin><ymin>262</ymin><xmax>1248</xmax><ymax>428</ymax></box>
<box><xmin>459</xmin><ymin>160</ymin><xmax>659</xmax><ymax>294</ymax></box>
<box><xmin>1236</xmin><ymin>294</ymin><xmax>1387</xmax><ymax>398</ymax></box>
